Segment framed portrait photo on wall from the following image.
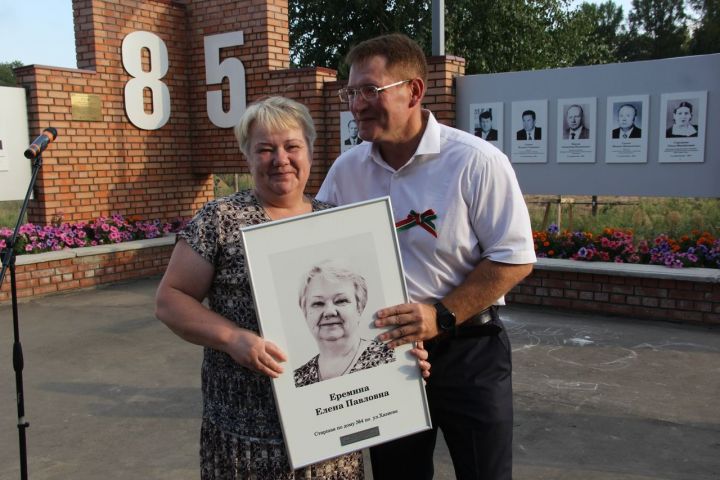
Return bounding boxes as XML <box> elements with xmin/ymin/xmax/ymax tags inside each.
<box><xmin>241</xmin><ymin>197</ymin><xmax>432</xmax><ymax>469</ymax></box>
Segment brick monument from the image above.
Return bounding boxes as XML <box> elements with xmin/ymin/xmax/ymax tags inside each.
<box><xmin>14</xmin><ymin>0</ymin><xmax>465</xmax><ymax>225</ymax></box>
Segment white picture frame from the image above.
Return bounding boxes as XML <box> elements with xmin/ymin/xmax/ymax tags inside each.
<box><xmin>469</xmin><ymin>102</ymin><xmax>504</xmax><ymax>148</ymax></box>
<box><xmin>557</xmin><ymin>97</ymin><xmax>597</xmax><ymax>163</ymax></box>
<box><xmin>658</xmin><ymin>91</ymin><xmax>707</xmax><ymax>163</ymax></box>
<box><xmin>241</xmin><ymin>197</ymin><xmax>432</xmax><ymax>469</ymax></box>
<box><xmin>510</xmin><ymin>99</ymin><xmax>548</xmax><ymax>163</ymax></box>
<box><xmin>605</xmin><ymin>94</ymin><xmax>649</xmax><ymax>164</ymax></box>
<box><xmin>340</xmin><ymin>111</ymin><xmax>363</xmax><ymax>153</ymax></box>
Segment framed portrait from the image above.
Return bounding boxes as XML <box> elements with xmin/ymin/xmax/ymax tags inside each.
<box><xmin>469</xmin><ymin>102</ymin><xmax>503</xmax><ymax>148</ymax></box>
<box><xmin>241</xmin><ymin>197</ymin><xmax>432</xmax><ymax>469</ymax></box>
<box><xmin>658</xmin><ymin>91</ymin><xmax>707</xmax><ymax>163</ymax></box>
<box><xmin>604</xmin><ymin>95</ymin><xmax>649</xmax><ymax>164</ymax></box>
<box><xmin>0</xmin><ymin>137</ymin><xmax>6</xmax><ymax>172</ymax></box>
<box><xmin>510</xmin><ymin>99</ymin><xmax>548</xmax><ymax>163</ymax></box>
<box><xmin>340</xmin><ymin>111</ymin><xmax>363</xmax><ymax>154</ymax></box>
<box><xmin>557</xmin><ymin>97</ymin><xmax>597</xmax><ymax>163</ymax></box>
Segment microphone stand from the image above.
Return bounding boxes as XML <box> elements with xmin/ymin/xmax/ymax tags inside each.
<box><xmin>1</xmin><ymin>154</ymin><xmax>44</xmax><ymax>480</ymax></box>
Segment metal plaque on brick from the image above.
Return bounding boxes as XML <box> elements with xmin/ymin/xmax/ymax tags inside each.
<box><xmin>71</xmin><ymin>93</ymin><xmax>102</xmax><ymax>122</ymax></box>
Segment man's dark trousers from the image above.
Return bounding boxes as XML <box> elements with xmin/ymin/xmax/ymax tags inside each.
<box><xmin>370</xmin><ymin>317</ymin><xmax>513</xmax><ymax>480</ymax></box>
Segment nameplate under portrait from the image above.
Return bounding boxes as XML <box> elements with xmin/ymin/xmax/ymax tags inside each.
<box><xmin>241</xmin><ymin>197</ymin><xmax>432</xmax><ymax>469</ymax></box>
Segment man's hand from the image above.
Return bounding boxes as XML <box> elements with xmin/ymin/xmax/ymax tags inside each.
<box><xmin>375</xmin><ymin>303</ymin><xmax>439</xmax><ymax>348</ymax></box>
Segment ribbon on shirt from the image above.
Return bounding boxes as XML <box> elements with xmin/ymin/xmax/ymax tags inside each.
<box><xmin>395</xmin><ymin>209</ymin><xmax>438</xmax><ymax>238</ymax></box>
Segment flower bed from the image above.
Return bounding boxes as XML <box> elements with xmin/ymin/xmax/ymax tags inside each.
<box><xmin>533</xmin><ymin>226</ymin><xmax>720</xmax><ymax>269</ymax></box>
<box><xmin>3</xmin><ymin>217</ymin><xmax>720</xmax><ymax>270</ymax></box>
<box><xmin>2</xmin><ymin>218</ymin><xmax>718</xmax><ymax>325</ymax></box>
<box><xmin>1</xmin><ymin>214</ymin><xmax>186</xmax><ymax>255</ymax></box>
<box><xmin>0</xmin><ymin>235</ymin><xmax>175</xmax><ymax>303</ymax></box>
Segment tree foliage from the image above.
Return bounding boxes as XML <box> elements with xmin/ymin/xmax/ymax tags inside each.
<box><xmin>289</xmin><ymin>0</ymin><xmax>432</xmax><ymax>77</ymax></box>
<box><xmin>444</xmin><ymin>0</ymin><xmax>560</xmax><ymax>73</ymax></box>
<box><xmin>290</xmin><ymin>0</ymin><xmax>626</xmax><ymax>75</ymax></box>
<box><xmin>620</xmin><ymin>0</ymin><xmax>690</xmax><ymax>60</ymax></box>
<box><xmin>0</xmin><ymin>61</ymin><xmax>23</xmax><ymax>87</ymax></box>
<box><xmin>688</xmin><ymin>0</ymin><xmax>720</xmax><ymax>53</ymax></box>
<box><xmin>570</xmin><ymin>1</ymin><xmax>626</xmax><ymax>65</ymax></box>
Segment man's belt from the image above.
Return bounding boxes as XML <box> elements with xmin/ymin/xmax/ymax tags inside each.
<box><xmin>427</xmin><ymin>306</ymin><xmax>502</xmax><ymax>349</ymax></box>
<box><xmin>454</xmin><ymin>305</ymin><xmax>502</xmax><ymax>338</ymax></box>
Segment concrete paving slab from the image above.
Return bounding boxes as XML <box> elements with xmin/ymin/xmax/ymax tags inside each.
<box><xmin>1</xmin><ymin>277</ymin><xmax>719</xmax><ymax>479</ymax></box>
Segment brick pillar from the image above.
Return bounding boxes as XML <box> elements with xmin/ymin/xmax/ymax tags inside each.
<box><xmin>17</xmin><ymin>0</ymin><xmax>213</xmax><ymax>224</ymax></box>
<box><xmin>426</xmin><ymin>55</ymin><xmax>466</xmax><ymax>127</ymax></box>
<box><xmin>185</xmin><ymin>0</ymin><xmax>295</xmax><ymax>174</ymax></box>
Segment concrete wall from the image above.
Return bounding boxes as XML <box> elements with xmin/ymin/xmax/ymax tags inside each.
<box><xmin>456</xmin><ymin>54</ymin><xmax>720</xmax><ymax>197</ymax></box>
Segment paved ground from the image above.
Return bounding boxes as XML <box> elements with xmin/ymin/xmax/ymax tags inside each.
<box><xmin>1</xmin><ymin>277</ymin><xmax>719</xmax><ymax>479</ymax></box>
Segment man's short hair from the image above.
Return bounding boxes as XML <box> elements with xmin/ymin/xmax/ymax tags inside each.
<box><xmin>522</xmin><ymin>110</ymin><xmax>536</xmax><ymax>120</ymax></box>
<box><xmin>479</xmin><ymin>110</ymin><xmax>492</xmax><ymax>120</ymax></box>
<box><xmin>568</xmin><ymin>104</ymin><xmax>584</xmax><ymax>116</ymax></box>
<box><xmin>618</xmin><ymin>104</ymin><xmax>637</xmax><ymax>117</ymax></box>
<box><xmin>345</xmin><ymin>33</ymin><xmax>427</xmax><ymax>84</ymax></box>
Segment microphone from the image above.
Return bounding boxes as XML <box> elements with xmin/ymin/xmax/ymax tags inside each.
<box><xmin>24</xmin><ymin>127</ymin><xmax>58</xmax><ymax>159</ymax></box>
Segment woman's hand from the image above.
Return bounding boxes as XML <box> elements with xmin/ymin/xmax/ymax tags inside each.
<box><xmin>157</xmin><ymin>240</ymin><xmax>286</xmax><ymax>379</ymax></box>
<box><xmin>410</xmin><ymin>341</ymin><xmax>431</xmax><ymax>380</ymax></box>
<box><xmin>225</xmin><ymin>329</ymin><xmax>288</xmax><ymax>378</ymax></box>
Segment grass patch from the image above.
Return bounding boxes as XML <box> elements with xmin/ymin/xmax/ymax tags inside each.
<box><xmin>0</xmin><ymin>200</ymin><xmax>26</xmax><ymax>228</ymax></box>
<box><xmin>214</xmin><ymin>173</ymin><xmax>254</xmax><ymax>198</ymax></box>
<box><xmin>527</xmin><ymin>196</ymin><xmax>720</xmax><ymax>241</ymax></box>
<box><xmin>3</xmin><ymin>195</ymin><xmax>719</xmax><ymax>242</ymax></box>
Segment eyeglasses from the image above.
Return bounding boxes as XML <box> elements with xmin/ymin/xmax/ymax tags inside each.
<box><xmin>338</xmin><ymin>79</ymin><xmax>412</xmax><ymax>104</ymax></box>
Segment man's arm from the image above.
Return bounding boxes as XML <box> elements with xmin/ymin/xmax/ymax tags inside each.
<box><xmin>375</xmin><ymin>259</ymin><xmax>533</xmax><ymax>348</ymax></box>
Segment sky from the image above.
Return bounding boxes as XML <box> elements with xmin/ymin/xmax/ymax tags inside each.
<box><xmin>0</xmin><ymin>1</ymin><xmax>76</xmax><ymax>68</ymax></box>
<box><xmin>0</xmin><ymin>0</ymin><xmax>638</xmax><ymax>70</ymax></box>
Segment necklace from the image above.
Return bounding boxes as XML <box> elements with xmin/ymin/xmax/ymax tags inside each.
<box><xmin>318</xmin><ymin>339</ymin><xmax>364</xmax><ymax>381</ymax></box>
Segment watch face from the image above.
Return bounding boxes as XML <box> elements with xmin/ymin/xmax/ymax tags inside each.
<box><xmin>435</xmin><ymin>303</ymin><xmax>456</xmax><ymax>331</ymax></box>
<box><xmin>439</xmin><ymin>313</ymin><xmax>455</xmax><ymax>330</ymax></box>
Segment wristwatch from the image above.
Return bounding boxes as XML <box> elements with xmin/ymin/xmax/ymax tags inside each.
<box><xmin>434</xmin><ymin>302</ymin><xmax>457</xmax><ymax>333</ymax></box>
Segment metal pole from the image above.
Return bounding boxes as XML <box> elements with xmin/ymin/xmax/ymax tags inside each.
<box><xmin>432</xmin><ymin>0</ymin><xmax>445</xmax><ymax>56</ymax></box>
<box><xmin>1</xmin><ymin>155</ymin><xmax>42</xmax><ymax>480</ymax></box>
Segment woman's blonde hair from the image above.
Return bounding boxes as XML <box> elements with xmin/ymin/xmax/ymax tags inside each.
<box><xmin>233</xmin><ymin>96</ymin><xmax>317</xmax><ymax>157</ymax></box>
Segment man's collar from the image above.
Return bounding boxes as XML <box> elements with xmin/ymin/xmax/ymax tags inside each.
<box><xmin>414</xmin><ymin>110</ymin><xmax>440</xmax><ymax>157</ymax></box>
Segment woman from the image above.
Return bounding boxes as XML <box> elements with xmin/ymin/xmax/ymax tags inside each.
<box><xmin>294</xmin><ymin>260</ymin><xmax>395</xmax><ymax>388</ymax></box>
<box><xmin>666</xmin><ymin>101</ymin><xmax>699</xmax><ymax>138</ymax></box>
<box><xmin>155</xmin><ymin>96</ymin><xmax>429</xmax><ymax>479</ymax></box>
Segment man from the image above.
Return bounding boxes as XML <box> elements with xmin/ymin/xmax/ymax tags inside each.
<box><xmin>473</xmin><ymin>110</ymin><xmax>498</xmax><ymax>141</ymax></box>
<box><xmin>612</xmin><ymin>104</ymin><xmax>642</xmax><ymax>139</ymax></box>
<box><xmin>343</xmin><ymin>119</ymin><xmax>363</xmax><ymax>145</ymax></box>
<box><xmin>516</xmin><ymin>109</ymin><xmax>541</xmax><ymax>140</ymax></box>
<box><xmin>318</xmin><ymin>34</ymin><xmax>535</xmax><ymax>480</ymax></box>
<box><xmin>563</xmin><ymin>104</ymin><xmax>590</xmax><ymax>139</ymax></box>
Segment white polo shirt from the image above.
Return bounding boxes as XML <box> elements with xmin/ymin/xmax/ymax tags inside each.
<box><xmin>317</xmin><ymin>111</ymin><xmax>536</xmax><ymax>305</ymax></box>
